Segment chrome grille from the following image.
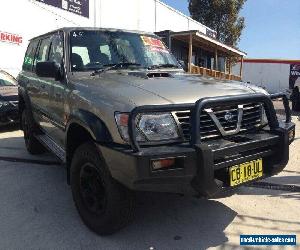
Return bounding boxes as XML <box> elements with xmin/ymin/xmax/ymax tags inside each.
<box><xmin>9</xmin><ymin>101</ymin><xmax>18</xmax><ymax>107</ymax></box>
<box><xmin>175</xmin><ymin>103</ymin><xmax>263</xmax><ymax>141</ymax></box>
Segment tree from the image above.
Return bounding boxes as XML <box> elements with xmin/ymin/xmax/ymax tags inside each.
<box><xmin>188</xmin><ymin>0</ymin><xmax>246</xmax><ymax>47</ymax></box>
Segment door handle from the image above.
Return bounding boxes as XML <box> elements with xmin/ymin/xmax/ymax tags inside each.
<box><xmin>41</xmin><ymin>84</ymin><xmax>46</xmax><ymax>89</ymax></box>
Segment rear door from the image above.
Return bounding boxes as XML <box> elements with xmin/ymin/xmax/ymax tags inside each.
<box><xmin>19</xmin><ymin>39</ymin><xmax>39</xmax><ymax>115</ymax></box>
<box><xmin>19</xmin><ymin>39</ymin><xmax>39</xmax><ymax>94</ymax></box>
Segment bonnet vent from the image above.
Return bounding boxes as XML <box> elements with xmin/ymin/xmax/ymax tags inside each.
<box><xmin>128</xmin><ymin>71</ymin><xmax>173</xmax><ymax>79</ymax></box>
<box><xmin>147</xmin><ymin>72</ymin><xmax>172</xmax><ymax>78</ymax></box>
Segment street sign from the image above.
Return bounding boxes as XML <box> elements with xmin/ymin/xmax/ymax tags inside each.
<box><xmin>36</xmin><ymin>0</ymin><xmax>89</xmax><ymax>18</ymax></box>
<box><xmin>289</xmin><ymin>64</ymin><xmax>300</xmax><ymax>89</ymax></box>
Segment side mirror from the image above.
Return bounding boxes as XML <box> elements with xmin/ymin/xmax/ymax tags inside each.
<box><xmin>36</xmin><ymin>61</ymin><xmax>60</xmax><ymax>78</ymax></box>
<box><xmin>178</xmin><ymin>60</ymin><xmax>187</xmax><ymax>71</ymax></box>
<box><xmin>178</xmin><ymin>60</ymin><xmax>186</xmax><ymax>69</ymax></box>
<box><xmin>178</xmin><ymin>60</ymin><xmax>185</xmax><ymax>66</ymax></box>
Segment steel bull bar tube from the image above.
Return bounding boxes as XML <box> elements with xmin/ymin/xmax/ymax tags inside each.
<box><xmin>191</xmin><ymin>93</ymin><xmax>280</xmax><ymax>144</ymax></box>
<box><xmin>270</xmin><ymin>93</ymin><xmax>295</xmax><ymax>144</ymax></box>
<box><xmin>128</xmin><ymin>93</ymin><xmax>281</xmax><ymax>151</ymax></box>
<box><xmin>270</xmin><ymin>93</ymin><xmax>292</xmax><ymax>123</ymax></box>
<box><xmin>191</xmin><ymin>93</ymin><xmax>281</xmax><ymax>197</ymax></box>
<box><xmin>127</xmin><ymin>93</ymin><xmax>294</xmax><ymax>197</ymax></box>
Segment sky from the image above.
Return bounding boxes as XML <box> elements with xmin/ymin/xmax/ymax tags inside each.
<box><xmin>161</xmin><ymin>0</ymin><xmax>300</xmax><ymax>59</ymax></box>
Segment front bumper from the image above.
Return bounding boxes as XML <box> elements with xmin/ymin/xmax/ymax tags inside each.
<box><xmin>100</xmin><ymin>93</ymin><xmax>295</xmax><ymax>198</ymax></box>
<box><xmin>99</xmin><ymin>124</ymin><xmax>294</xmax><ymax>197</ymax></box>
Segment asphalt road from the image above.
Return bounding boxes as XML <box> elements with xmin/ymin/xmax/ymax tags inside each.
<box><xmin>0</xmin><ymin>115</ymin><xmax>299</xmax><ymax>250</ymax></box>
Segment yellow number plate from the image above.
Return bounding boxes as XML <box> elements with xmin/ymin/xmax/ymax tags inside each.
<box><xmin>230</xmin><ymin>159</ymin><xmax>263</xmax><ymax>187</ymax></box>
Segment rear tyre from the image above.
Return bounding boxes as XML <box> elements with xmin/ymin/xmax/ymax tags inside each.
<box><xmin>292</xmin><ymin>88</ymin><xmax>300</xmax><ymax>111</ymax></box>
<box><xmin>21</xmin><ymin>109</ymin><xmax>45</xmax><ymax>154</ymax></box>
<box><xmin>70</xmin><ymin>142</ymin><xmax>134</xmax><ymax>235</ymax></box>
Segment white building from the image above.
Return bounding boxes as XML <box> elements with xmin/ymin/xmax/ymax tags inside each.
<box><xmin>234</xmin><ymin>58</ymin><xmax>300</xmax><ymax>93</ymax></box>
<box><xmin>0</xmin><ymin>0</ymin><xmax>216</xmax><ymax>77</ymax></box>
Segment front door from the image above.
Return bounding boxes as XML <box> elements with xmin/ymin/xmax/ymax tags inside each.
<box><xmin>47</xmin><ymin>32</ymin><xmax>67</xmax><ymax>147</ymax></box>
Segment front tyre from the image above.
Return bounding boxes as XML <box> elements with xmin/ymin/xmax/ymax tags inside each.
<box><xmin>292</xmin><ymin>88</ymin><xmax>300</xmax><ymax>111</ymax></box>
<box><xmin>21</xmin><ymin>109</ymin><xmax>45</xmax><ymax>154</ymax></box>
<box><xmin>70</xmin><ymin>142</ymin><xmax>134</xmax><ymax>235</ymax></box>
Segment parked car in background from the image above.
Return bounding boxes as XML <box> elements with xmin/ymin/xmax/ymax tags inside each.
<box><xmin>0</xmin><ymin>70</ymin><xmax>19</xmax><ymax>126</ymax></box>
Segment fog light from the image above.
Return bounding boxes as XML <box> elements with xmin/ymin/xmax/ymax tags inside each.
<box><xmin>288</xmin><ymin>129</ymin><xmax>295</xmax><ymax>143</ymax></box>
<box><xmin>152</xmin><ymin>158</ymin><xmax>175</xmax><ymax>171</ymax></box>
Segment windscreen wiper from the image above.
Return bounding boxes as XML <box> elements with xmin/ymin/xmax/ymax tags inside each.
<box><xmin>148</xmin><ymin>63</ymin><xmax>180</xmax><ymax>70</ymax></box>
<box><xmin>91</xmin><ymin>63</ymin><xmax>142</xmax><ymax>76</ymax></box>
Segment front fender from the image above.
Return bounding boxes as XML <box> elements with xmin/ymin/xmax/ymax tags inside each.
<box><xmin>66</xmin><ymin>109</ymin><xmax>112</xmax><ymax>143</ymax></box>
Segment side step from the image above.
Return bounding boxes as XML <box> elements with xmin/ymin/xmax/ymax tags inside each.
<box><xmin>35</xmin><ymin>134</ymin><xmax>66</xmax><ymax>162</ymax></box>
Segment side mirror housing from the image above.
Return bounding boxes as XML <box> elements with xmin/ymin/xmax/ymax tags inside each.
<box><xmin>178</xmin><ymin>60</ymin><xmax>184</xmax><ymax>66</ymax></box>
<box><xmin>178</xmin><ymin>60</ymin><xmax>187</xmax><ymax>71</ymax></box>
<box><xmin>36</xmin><ymin>61</ymin><xmax>60</xmax><ymax>78</ymax></box>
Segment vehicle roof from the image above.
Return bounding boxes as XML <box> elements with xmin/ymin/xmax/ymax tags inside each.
<box><xmin>29</xmin><ymin>27</ymin><xmax>156</xmax><ymax>41</ymax></box>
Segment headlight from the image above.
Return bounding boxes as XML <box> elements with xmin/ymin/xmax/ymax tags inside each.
<box><xmin>115</xmin><ymin>113</ymin><xmax>145</xmax><ymax>142</ymax></box>
<box><xmin>115</xmin><ymin>112</ymin><xmax>180</xmax><ymax>142</ymax></box>
<box><xmin>138</xmin><ymin>113</ymin><xmax>179</xmax><ymax>141</ymax></box>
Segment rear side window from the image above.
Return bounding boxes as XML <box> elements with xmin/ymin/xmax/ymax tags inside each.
<box><xmin>23</xmin><ymin>40</ymin><xmax>38</xmax><ymax>71</ymax></box>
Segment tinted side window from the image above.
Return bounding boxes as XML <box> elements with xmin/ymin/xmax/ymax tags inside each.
<box><xmin>49</xmin><ymin>33</ymin><xmax>64</xmax><ymax>65</ymax></box>
<box><xmin>23</xmin><ymin>40</ymin><xmax>38</xmax><ymax>71</ymax></box>
<box><xmin>34</xmin><ymin>37</ymin><xmax>51</xmax><ymax>67</ymax></box>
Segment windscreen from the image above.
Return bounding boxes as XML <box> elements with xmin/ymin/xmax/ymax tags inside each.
<box><xmin>70</xmin><ymin>30</ymin><xmax>179</xmax><ymax>71</ymax></box>
<box><xmin>0</xmin><ymin>71</ymin><xmax>17</xmax><ymax>86</ymax></box>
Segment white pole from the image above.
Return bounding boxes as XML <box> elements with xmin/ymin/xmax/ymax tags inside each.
<box><xmin>154</xmin><ymin>0</ymin><xmax>157</xmax><ymax>32</ymax></box>
<box><xmin>94</xmin><ymin>0</ymin><xmax>97</xmax><ymax>27</ymax></box>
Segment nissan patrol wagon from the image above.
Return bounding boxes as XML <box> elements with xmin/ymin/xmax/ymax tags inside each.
<box><xmin>18</xmin><ymin>28</ymin><xmax>295</xmax><ymax>235</ymax></box>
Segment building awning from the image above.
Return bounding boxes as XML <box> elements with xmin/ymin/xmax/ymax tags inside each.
<box><xmin>169</xmin><ymin>30</ymin><xmax>246</xmax><ymax>57</ymax></box>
